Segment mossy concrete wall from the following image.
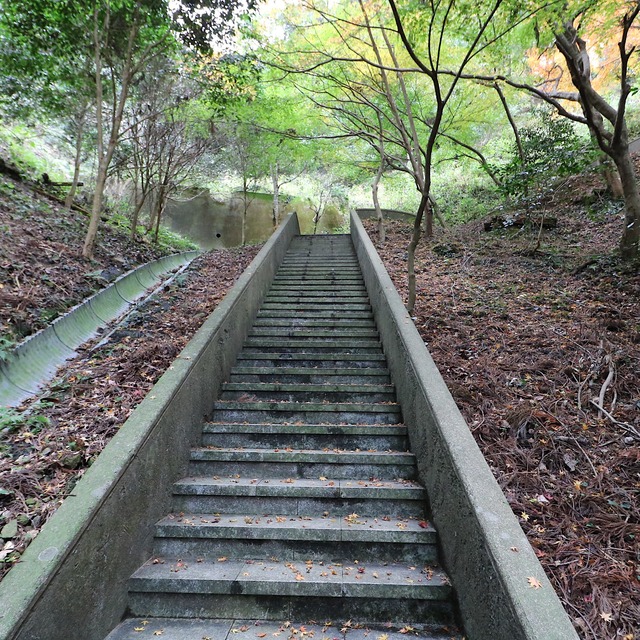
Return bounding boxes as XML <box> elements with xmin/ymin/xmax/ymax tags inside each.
<box><xmin>0</xmin><ymin>214</ymin><xmax>300</xmax><ymax>640</ymax></box>
<box><xmin>350</xmin><ymin>211</ymin><xmax>578</xmax><ymax>640</ymax></box>
<box><xmin>0</xmin><ymin>251</ymin><xmax>199</xmax><ymax>407</ymax></box>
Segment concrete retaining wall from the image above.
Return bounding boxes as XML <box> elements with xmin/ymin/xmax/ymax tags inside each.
<box><xmin>0</xmin><ymin>251</ymin><xmax>200</xmax><ymax>407</ymax></box>
<box><xmin>0</xmin><ymin>214</ymin><xmax>300</xmax><ymax>640</ymax></box>
<box><xmin>350</xmin><ymin>211</ymin><xmax>578</xmax><ymax>640</ymax></box>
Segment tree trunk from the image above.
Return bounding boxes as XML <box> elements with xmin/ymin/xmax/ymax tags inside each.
<box><xmin>271</xmin><ymin>162</ymin><xmax>280</xmax><ymax>228</ymax></box>
<box><xmin>83</xmin><ymin>167</ymin><xmax>107</xmax><ymax>259</ymax></box>
<box><xmin>242</xmin><ymin>176</ymin><xmax>248</xmax><ymax>246</ymax></box>
<box><xmin>600</xmin><ymin>157</ymin><xmax>624</xmax><ymax>198</ymax></box>
<box><xmin>613</xmin><ymin>149</ymin><xmax>640</xmax><ymax>260</ymax></box>
<box><xmin>372</xmin><ymin>159</ymin><xmax>385</xmax><ymax>243</ymax></box>
<box><xmin>425</xmin><ymin>198</ymin><xmax>434</xmax><ymax>238</ymax></box>
<box><xmin>407</xmin><ymin>193</ymin><xmax>428</xmax><ymax>313</ymax></box>
<box><xmin>65</xmin><ymin>112</ymin><xmax>86</xmax><ymax>210</ymax></box>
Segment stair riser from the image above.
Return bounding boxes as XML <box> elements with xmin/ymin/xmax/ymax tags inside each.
<box><xmin>252</xmin><ymin>320</ymin><xmax>377</xmax><ymax>328</ymax></box>
<box><xmin>228</xmin><ymin>374</ymin><xmax>391</xmax><ymax>384</ymax></box>
<box><xmin>260</xmin><ymin>304</ymin><xmax>372</xmax><ymax>312</ymax></box>
<box><xmin>269</xmin><ymin>286</ymin><xmax>367</xmax><ymax>293</ymax></box>
<box><xmin>171</xmin><ymin>496</ymin><xmax>425</xmax><ymax>518</ymax></box>
<box><xmin>127</xmin><ymin>593</ymin><xmax>454</xmax><ymax>625</ymax></box>
<box><xmin>210</xmin><ymin>409</ymin><xmax>401</xmax><ymax>425</ymax></box>
<box><xmin>187</xmin><ymin>461</ymin><xmax>415</xmax><ymax>480</ymax></box>
<box><xmin>257</xmin><ymin>311</ymin><xmax>374</xmax><ymax>319</ymax></box>
<box><xmin>264</xmin><ymin>297</ymin><xmax>370</xmax><ymax>305</ymax></box>
<box><xmin>201</xmin><ymin>433</ymin><xmax>408</xmax><ymax>450</ymax></box>
<box><xmin>152</xmin><ymin>538</ymin><xmax>438</xmax><ymax>564</ymax></box>
<box><xmin>240</xmin><ymin>346</ymin><xmax>383</xmax><ymax>355</ymax></box>
<box><xmin>220</xmin><ymin>390</ymin><xmax>395</xmax><ymax>403</ymax></box>
<box><xmin>248</xmin><ymin>329</ymin><xmax>379</xmax><ymax>338</ymax></box>
<box><xmin>235</xmin><ymin>357</ymin><xmax>387</xmax><ymax>368</ymax></box>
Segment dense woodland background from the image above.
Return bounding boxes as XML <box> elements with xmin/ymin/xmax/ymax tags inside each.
<box><xmin>0</xmin><ymin>1</ymin><xmax>639</xmax><ymax>638</ymax></box>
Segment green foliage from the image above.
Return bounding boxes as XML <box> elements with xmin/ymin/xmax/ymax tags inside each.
<box><xmin>492</xmin><ymin>114</ymin><xmax>593</xmax><ymax>200</ymax></box>
<box><xmin>0</xmin><ymin>407</ymin><xmax>50</xmax><ymax>436</ymax></box>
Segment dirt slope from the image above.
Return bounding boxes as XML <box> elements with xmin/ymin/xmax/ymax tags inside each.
<box><xmin>1</xmin><ymin>169</ymin><xmax>639</xmax><ymax>639</ymax></box>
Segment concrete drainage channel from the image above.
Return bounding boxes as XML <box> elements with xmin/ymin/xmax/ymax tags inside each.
<box><xmin>0</xmin><ymin>250</ymin><xmax>199</xmax><ymax>407</ymax></box>
<box><xmin>0</xmin><ymin>214</ymin><xmax>578</xmax><ymax>640</ymax></box>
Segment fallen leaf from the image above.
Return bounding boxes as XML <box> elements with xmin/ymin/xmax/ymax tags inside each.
<box><xmin>600</xmin><ymin>612</ymin><xmax>613</xmax><ymax>623</ymax></box>
<box><xmin>528</xmin><ymin>576</ymin><xmax>542</xmax><ymax>589</ymax></box>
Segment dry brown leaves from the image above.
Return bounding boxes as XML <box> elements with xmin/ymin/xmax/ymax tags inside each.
<box><xmin>0</xmin><ymin>245</ymin><xmax>260</xmax><ymax>580</ymax></box>
<box><xmin>364</xmin><ymin>214</ymin><xmax>639</xmax><ymax>640</ymax></box>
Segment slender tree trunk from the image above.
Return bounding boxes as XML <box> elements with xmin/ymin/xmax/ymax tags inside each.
<box><xmin>600</xmin><ymin>156</ymin><xmax>624</xmax><ymax>198</ymax></box>
<box><xmin>425</xmin><ymin>198</ymin><xmax>434</xmax><ymax>238</ymax></box>
<box><xmin>83</xmin><ymin>168</ymin><xmax>107</xmax><ymax>258</ymax></box>
<box><xmin>242</xmin><ymin>176</ymin><xmax>248</xmax><ymax>246</ymax></box>
<box><xmin>613</xmin><ymin>149</ymin><xmax>640</xmax><ymax>260</ymax></box>
<box><xmin>407</xmin><ymin>193</ymin><xmax>429</xmax><ymax>313</ymax></box>
<box><xmin>271</xmin><ymin>162</ymin><xmax>280</xmax><ymax>228</ymax></box>
<box><xmin>153</xmin><ymin>188</ymin><xmax>165</xmax><ymax>243</ymax></box>
<box><xmin>372</xmin><ymin>160</ymin><xmax>385</xmax><ymax>243</ymax></box>
<box><xmin>66</xmin><ymin>109</ymin><xmax>86</xmax><ymax>210</ymax></box>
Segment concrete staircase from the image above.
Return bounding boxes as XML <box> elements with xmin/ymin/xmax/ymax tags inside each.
<box><xmin>107</xmin><ymin>235</ymin><xmax>461</xmax><ymax>639</ymax></box>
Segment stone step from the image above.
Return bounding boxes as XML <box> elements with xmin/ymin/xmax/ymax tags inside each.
<box><xmin>257</xmin><ymin>309</ymin><xmax>374</xmax><ymax>319</ymax></box>
<box><xmin>260</xmin><ymin>303</ymin><xmax>372</xmax><ymax>312</ymax></box>
<box><xmin>264</xmin><ymin>296</ymin><xmax>370</xmax><ymax>305</ymax></box>
<box><xmin>280</xmin><ymin>257</ymin><xmax>360</xmax><ymax>263</ymax></box>
<box><xmin>229</xmin><ymin>369</ymin><xmax>390</xmax><ymax>385</ymax></box>
<box><xmin>277</xmin><ymin>265</ymin><xmax>362</xmax><ymax>273</ymax></box>
<box><xmin>188</xmin><ymin>447</ymin><xmax>415</xmax><ymax>479</ymax></box>
<box><xmin>271</xmin><ymin>278</ymin><xmax>366</xmax><ymax>285</ymax></box>
<box><xmin>127</xmin><ymin>558</ymin><xmax>453</xmax><ymax>623</ymax></box>
<box><xmin>201</xmin><ymin>423</ymin><xmax>407</xmax><ymax>450</ymax></box>
<box><xmin>171</xmin><ymin>477</ymin><xmax>426</xmax><ymax>517</ymax></box>
<box><xmin>248</xmin><ymin>328</ymin><xmax>379</xmax><ymax>338</ymax></box>
<box><xmin>270</xmin><ymin>282</ymin><xmax>366</xmax><ymax>289</ymax></box>
<box><xmin>241</xmin><ymin>338</ymin><xmax>382</xmax><ymax>353</ymax></box>
<box><xmin>252</xmin><ymin>318</ymin><xmax>377</xmax><ymax>328</ymax></box>
<box><xmin>211</xmin><ymin>401</ymin><xmax>401</xmax><ymax>425</ymax></box>
<box><xmin>107</xmin><ymin>618</ymin><xmax>459</xmax><ymax>640</ymax></box>
<box><xmin>269</xmin><ymin>288</ymin><xmax>367</xmax><ymax>296</ymax></box>
<box><xmin>221</xmin><ymin>382</ymin><xmax>395</xmax><ymax>403</ymax></box>
<box><xmin>234</xmin><ymin>353</ymin><xmax>388</xmax><ymax>368</ymax></box>
<box><xmin>152</xmin><ymin>513</ymin><xmax>437</xmax><ymax>563</ymax></box>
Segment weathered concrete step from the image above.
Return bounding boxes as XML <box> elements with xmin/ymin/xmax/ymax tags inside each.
<box><xmin>271</xmin><ymin>279</ymin><xmax>365</xmax><ymax>287</ymax></box>
<box><xmin>228</xmin><ymin>372</ymin><xmax>390</xmax><ymax>385</ymax></box>
<box><xmin>248</xmin><ymin>328</ymin><xmax>379</xmax><ymax>338</ymax></box>
<box><xmin>269</xmin><ymin>287</ymin><xmax>367</xmax><ymax>295</ymax></box>
<box><xmin>242</xmin><ymin>338</ymin><xmax>382</xmax><ymax>353</ymax></box>
<box><xmin>275</xmin><ymin>269</ymin><xmax>363</xmax><ymax>277</ymax></box>
<box><xmin>277</xmin><ymin>265</ymin><xmax>361</xmax><ymax>273</ymax></box>
<box><xmin>235</xmin><ymin>353</ymin><xmax>387</xmax><ymax>368</ymax></box>
<box><xmin>201</xmin><ymin>422</ymin><xmax>407</xmax><ymax>450</ymax></box>
<box><xmin>152</xmin><ymin>513</ymin><xmax>437</xmax><ymax>563</ymax></box>
<box><xmin>107</xmin><ymin>618</ymin><xmax>460</xmax><ymax>640</ymax></box>
<box><xmin>252</xmin><ymin>318</ymin><xmax>376</xmax><ymax>328</ymax></box>
<box><xmin>272</xmin><ymin>273</ymin><xmax>364</xmax><ymax>287</ymax></box>
<box><xmin>257</xmin><ymin>309</ymin><xmax>373</xmax><ymax>319</ymax></box>
<box><xmin>280</xmin><ymin>257</ymin><xmax>359</xmax><ymax>263</ymax></box>
<box><xmin>128</xmin><ymin>558</ymin><xmax>453</xmax><ymax>623</ymax></box>
<box><xmin>264</xmin><ymin>296</ymin><xmax>370</xmax><ymax>304</ymax></box>
<box><xmin>211</xmin><ymin>401</ymin><xmax>401</xmax><ymax>425</ymax></box>
<box><xmin>221</xmin><ymin>382</ymin><xmax>395</xmax><ymax>403</ymax></box>
<box><xmin>188</xmin><ymin>448</ymin><xmax>414</xmax><ymax>479</ymax></box>
<box><xmin>172</xmin><ymin>477</ymin><xmax>426</xmax><ymax>517</ymax></box>
<box><xmin>260</xmin><ymin>303</ymin><xmax>372</xmax><ymax>312</ymax></box>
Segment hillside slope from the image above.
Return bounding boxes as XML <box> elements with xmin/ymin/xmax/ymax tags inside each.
<box><xmin>1</xmin><ymin>168</ymin><xmax>639</xmax><ymax>639</ymax></box>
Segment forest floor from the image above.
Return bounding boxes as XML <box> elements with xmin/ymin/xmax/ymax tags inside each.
<box><xmin>1</xmin><ymin>171</ymin><xmax>639</xmax><ymax>639</ymax></box>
